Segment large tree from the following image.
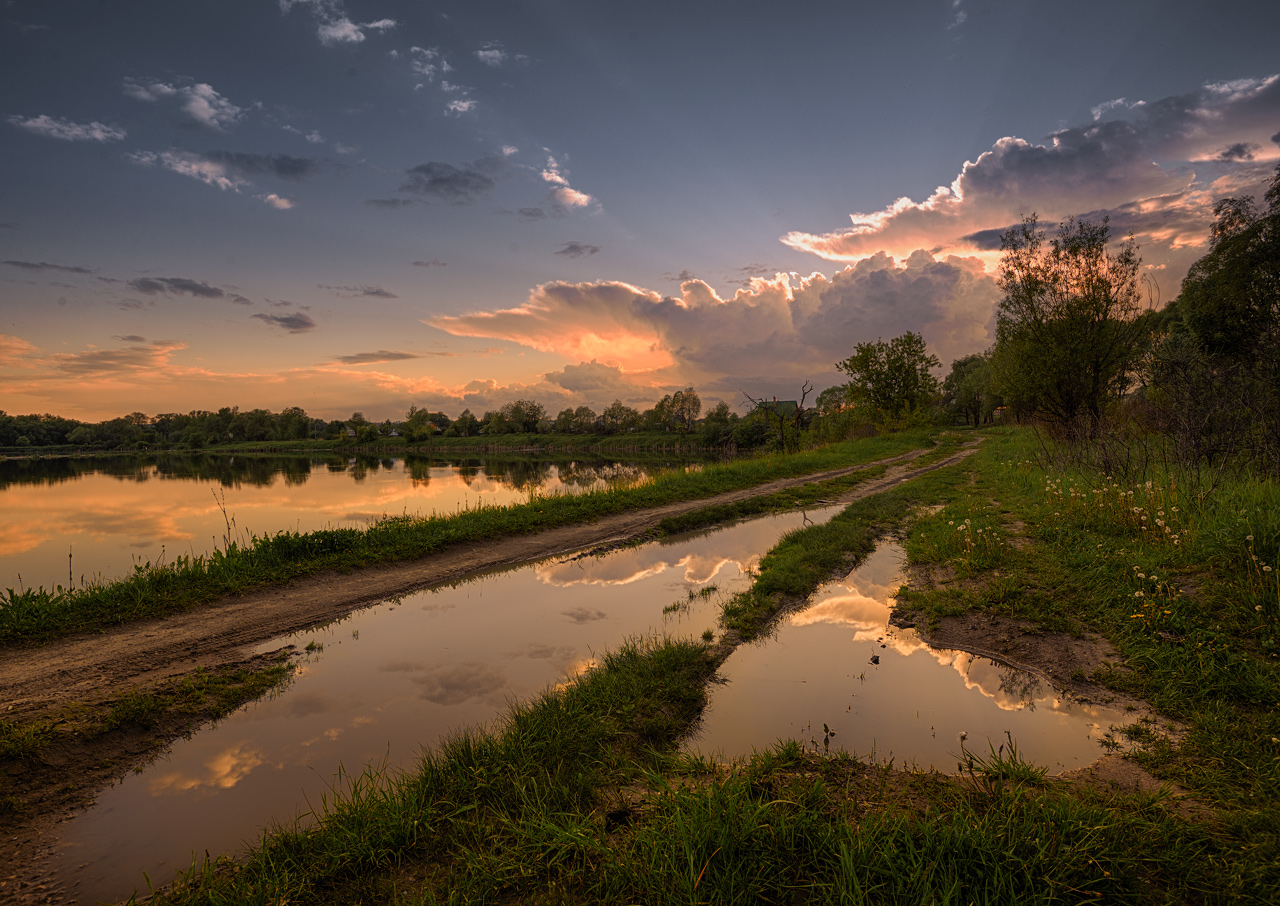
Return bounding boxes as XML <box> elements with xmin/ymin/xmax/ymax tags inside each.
<box><xmin>992</xmin><ymin>215</ymin><xmax>1150</xmax><ymax>436</ymax></box>
<box><xmin>835</xmin><ymin>332</ymin><xmax>939</xmax><ymax>418</ymax></box>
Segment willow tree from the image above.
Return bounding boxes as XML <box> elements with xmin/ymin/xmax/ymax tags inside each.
<box><xmin>992</xmin><ymin>215</ymin><xmax>1151</xmax><ymax>437</ymax></box>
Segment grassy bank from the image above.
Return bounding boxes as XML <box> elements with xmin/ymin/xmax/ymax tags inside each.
<box><xmin>0</xmin><ymin>430</ymin><xmax>940</xmax><ymax>647</ymax></box>
<box><xmin>135</xmin><ymin>426</ymin><xmax>1278</xmax><ymax>903</ymax></box>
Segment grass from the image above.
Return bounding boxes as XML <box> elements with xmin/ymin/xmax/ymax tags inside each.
<box><xmin>28</xmin><ymin>425</ymin><xmax>1280</xmax><ymax>902</ymax></box>
<box><xmin>0</xmin><ymin>429</ymin><xmax>941</xmax><ymax>647</ymax></box>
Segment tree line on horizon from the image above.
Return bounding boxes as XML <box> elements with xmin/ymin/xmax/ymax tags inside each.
<box><xmin>4</xmin><ymin>162</ymin><xmax>1275</xmax><ymax>467</ymax></box>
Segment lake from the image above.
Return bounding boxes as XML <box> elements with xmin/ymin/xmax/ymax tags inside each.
<box><xmin>0</xmin><ymin>452</ymin><xmax>669</xmax><ymax>593</ymax></box>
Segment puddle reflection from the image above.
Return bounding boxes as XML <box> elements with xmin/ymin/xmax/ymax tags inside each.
<box><xmin>690</xmin><ymin>545</ymin><xmax>1131</xmax><ymax>771</ymax></box>
<box><xmin>51</xmin><ymin>508</ymin><xmax>837</xmax><ymax>903</ymax></box>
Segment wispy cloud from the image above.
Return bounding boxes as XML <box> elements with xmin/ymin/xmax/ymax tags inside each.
<box><xmin>319</xmin><ymin>284</ymin><xmax>399</xmax><ymax>299</ymax></box>
<box><xmin>252</xmin><ymin>311</ymin><xmax>317</xmax><ymax>333</ymax></box>
<box><xmin>47</xmin><ymin>340</ymin><xmax>188</xmax><ymax>377</ymax></box>
<box><xmin>7</xmin><ymin>114</ymin><xmax>125</xmax><ymax>142</ymax></box>
<box><xmin>123</xmin><ymin>77</ymin><xmax>243</xmax><ymax>130</ymax></box>
<box><xmin>412</xmin><ymin>259</ymin><xmax>447</xmax><ymax>268</ymax></box>
<box><xmin>4</xmin><ymin>260</ymin><xmax>93</xmax><ymax>274</ymax></box>
<box><xmin>127</xmin><ymin>150</ymin><xmax>247</xmax><ymax>192</ymax></box>
<box><xmin>555</xmin><ymin>242</ymin><xmax>600</xmax><ymax>259</ymax></box>
<box><xmin>400</xmin><ymin>158</ymin><xmax>502</xmax><ymax>204</ymax></box>
<box><xmin>334</xmin><ymin>350</ymin><xmax>419</xmax><ymax>364</ymax></box>
<box><xmin>127</xmin><ymin>277</ymin><xmax>251</xmax><ymax>304</ymax></box>
<box><xmin>202</xmin><ymin>150</ymin><xmax>320</xmax><ymax>180</ymax></box>
<box><xmin>279</xmin><ymin>0</ymin><xmax>396</xmax><ymax>46</ymax></box>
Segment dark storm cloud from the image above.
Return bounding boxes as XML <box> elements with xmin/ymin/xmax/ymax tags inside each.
<box><xmin>554</xmin><ymin>242</ymin><xmax>600</xmax><ymax>259</ymax></box>
<box><xmin>202</xmin><ymin>150</ymin><xmax>320</xmax><ymax>180</ymax></box>
<box><xmin>334</xmin><ymin>350</ymin><xmax>419</xmax><ymax>364</ymax></box>
<box><xmin>126</xmin><ymin>276</ymin><xmax>249</xmax><ymax>302</ymax></box>
<box><xmin>4</xmin><ymin>260</ymin><xmax>93</xmax><ymax>274</ymax></box>
<box><xmin>1217</xmin><ymin>142</ymin><xmax>1257</xmax><ymax>161</ymax></box>
<box><xmin>252</xmin><ymin>311</ymin><xmax>317</xmax><ymax>333</ymax></box>
<box><xmin>400</xmin><ymin>160</ymin><xmax>499</xmax><ymax>204</ymax></box>
<box><xmin>111</xmin><ymin>335</ymin><xmax>147</xmax><ymax>343</ymax></box>
<box><xmin>319</xmin><ymin>284</ymin><xmax>399</xmax><ymax>299</ymax></box>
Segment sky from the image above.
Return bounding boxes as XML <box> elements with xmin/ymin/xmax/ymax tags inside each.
<box><xmin>2</xmin><ymin>0</ymin><xmax>1279</xmax><ymax>423</ymax></box>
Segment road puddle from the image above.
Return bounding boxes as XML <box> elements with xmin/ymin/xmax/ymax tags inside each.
<box><xmin>689</xmin><ymin>544</ymin><xmax>1132</xmax><ymax>771</ymax></box>
<box><xmin>50</xmin><ymin>508</ymin><xmax>837</xmax><ymax>903</ymax></box>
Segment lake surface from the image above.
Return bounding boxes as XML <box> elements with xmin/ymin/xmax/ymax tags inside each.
<box><xmin>49</xmin><ymin>515</ymin><xmax>1130</xmax><ymax>904</ymax></box>
<box><xmin>0</xmin><ymin>453</ymin><xmax>663</xmax><ymax>593</ymax></box>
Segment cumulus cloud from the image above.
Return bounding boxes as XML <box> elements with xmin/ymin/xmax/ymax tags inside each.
<box><xmin>252</xmin><ymin>311</ymin><xmax>317</xmax><ymax>333</ymax></box>
<box><xmin>258</xmin><ymin>193</ymin><xmax>295</xmax><ymax>209</ymax></box>
<box><xmin>400</xmin><ymin>159</ymin><xmax>499</xmax><ymax>204</ymax></box>
<box><xmin>7</xmin><ymin>114</ymin><xmax>125</xmax><ymax>142</ymax></box>
<box><xmin>126</xmin><ymin>277</ymin><xmax>250</xmax><ymax>304</ymax></box>
<box><xmin>555</xmin><ymin>242</ymin><xmax>600</xmax><ymax>259</ymax></box>
<box><xmin>782</xmin><ymin>74</ymin><xmax>1280</xmax><ymax>280</ymax></box>
<box><xmin>429</xmin><ymin>253</ymin><xmax>1001</xmax><ymax>392</ymax></box>
<box><xmin>335</xmin><ymin>350</ymin><xmax>419</xmax><ymax>364</ymax></box>
<box><xmin>4</xmin><ymin>260</ymin><xmax>93</xmax><ymax>274</ymax></box>
<box><xmin>123</xmin><ymin>77</ymin><xmax>243</xmax><ymax>130</ymax></box>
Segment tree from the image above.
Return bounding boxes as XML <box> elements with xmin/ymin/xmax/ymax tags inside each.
<box><xmin>835</xmin><ymin>332</ymin><xmax>940</xmax><ymax>418</ymax></box>
<box><xmin>942</xmin><ymin>354</ymin><xmax>993</xmax><ymax>427</ymax></box>
<box><xmin>992</xmin><ymin>215</ymin><xmax>1150</xmax><ymax>437</ymax></box>
<box><xmin>742</xmin><ymin>382</ymin><xmax>813</xmax><ymax>452</ymax></box>
<box><xmin>602</xmin><ymin>400</ymin><xmax>640</xmax><ymax>434</ymax></box>
<box><xmin>1146</xmin><ymin>164</ymin><xmax>1280</xmax><ymax>471</ymax></box>
<box><xmin>1177</xmin><ymin>164</ymin><xmax>1279</xmax><ymax>363</ymax></box>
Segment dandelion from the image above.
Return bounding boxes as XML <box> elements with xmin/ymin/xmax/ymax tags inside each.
<box><xmin>1135</xmin><ymin>591</ymin><xmax>1145</xmax><ymax>598</ymax></box>
<box><xmin>1258</xmin><ymin>606</ymin><xmax>1264</xmax><ymax>612</ymax></box>
<box><xmin>1265</xmin><ymin>566</ymin><xmax>1273</xmax><ymax>572</ymax></box>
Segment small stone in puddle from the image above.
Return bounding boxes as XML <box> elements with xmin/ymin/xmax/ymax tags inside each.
<box><xmin>870</xmin><ymin>655</ymin><xmax>880</xmax><ymax>665</ymax></box>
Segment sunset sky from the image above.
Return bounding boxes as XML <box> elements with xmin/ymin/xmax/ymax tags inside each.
<box><xmin>3</xmin><ymin>0</ymin><xmax>1279</xmax><ymax>422</ymax></box>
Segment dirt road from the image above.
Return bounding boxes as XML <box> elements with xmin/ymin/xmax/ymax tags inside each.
<box><xmin>1</xmin><ymin>445</ymin><xmax>981</xmax><ymax>903</ymax></box>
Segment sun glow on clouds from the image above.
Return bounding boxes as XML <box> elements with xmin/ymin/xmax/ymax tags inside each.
<box><xmin>429</xmin><ymin>253</ymin><xmax>1000</xmax><ymax>387</ymax></box>
<box><xmin>783</xmin><ymin>75</ymin><xmax>1280</xmax><ymax>271</ymax></box>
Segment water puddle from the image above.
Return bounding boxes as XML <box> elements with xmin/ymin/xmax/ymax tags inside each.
<box><xmin>689</xmin><ymin>544</ymin><xmax>1132</xmax><ymax>771</ymax></box>
<box><xmin>50</xmin><ymin>508</ymin><xmax>837</xmax><ymax>903</ymax></box>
